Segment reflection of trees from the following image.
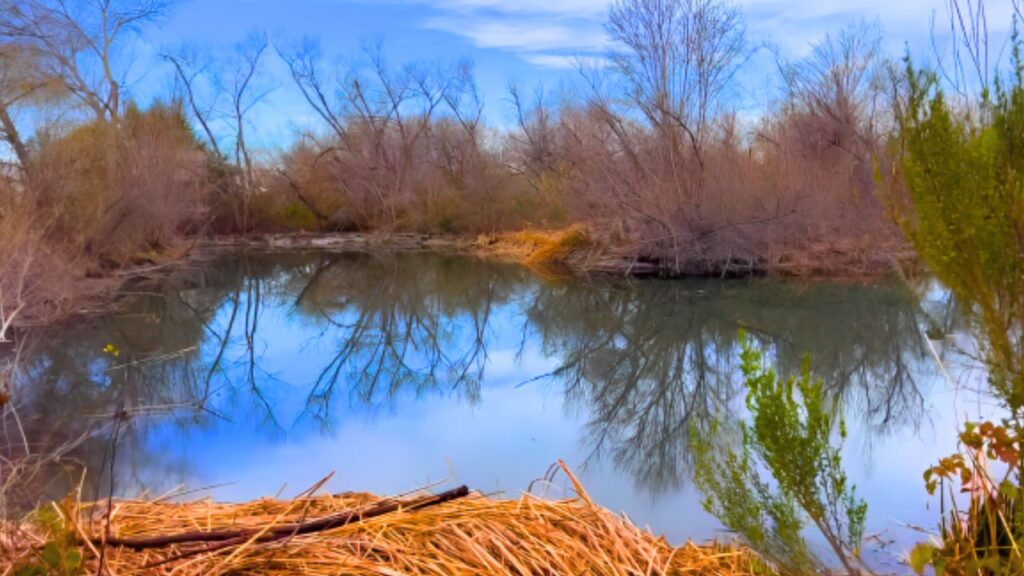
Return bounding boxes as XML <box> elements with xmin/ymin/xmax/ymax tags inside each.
<box><xmin>9</xmin><ymin>250</ymin><xmax>939</xmax><ymax>508</ymax></box>
<box><xmin>527</xmin><ymin>279</ymin><xmax>933</xmax><ymax>495</ymax></box>
<box><xmin>730</xmin><ymin>281</ymin><xmax>932</xmax><ymax>435</ymax></box>
<box><xmin>6</xmin><ymin>273</ymin><xmax>218</xmax><ymax>509</ymax></box>
<box><xmin>5</xmin><ymin>251</ymin><xmax>317</xmax><ymax>506</ymax></box>
<box><xmin>6</xmin><ymin>251</ymin><xmax>532</xmax><ymax>507</ymax></box>
<box><xmin>283</xmin><ymin>252</ymin><xmax>529</xmax><ymax>424</ymax></box>
<box><xmin>525</xmin><ymin>281</ymin><xmax>738</xmax><ymax>495</ymax></box>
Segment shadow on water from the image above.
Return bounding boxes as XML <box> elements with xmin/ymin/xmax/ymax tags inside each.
<box><xmin>5</xmin><ymin>249</ymin><xmax>951</xmax><ymax>544</ymax></box>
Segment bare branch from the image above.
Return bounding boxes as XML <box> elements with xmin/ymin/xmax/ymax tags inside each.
<box><xmin>0</xmin><ymin>0</ymin><xmax>175</xmax><ymax>122</ymax></box>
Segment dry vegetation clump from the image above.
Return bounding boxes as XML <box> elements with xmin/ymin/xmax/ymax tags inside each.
<box><xmin>501</xmin><ymin>17</ymin><xmax>908</xmax><ymax>278</ymax></box>
<box><xmin>0</xmin><ymin>178</ymin><xmax>79</xmax><ymax>331</ymax></box>
<box><xmin>508</xmin><ymin>101</ymin><xmax>908</xmax><ymax>277</ymax></box>
<box><xmin>259</xmin><ymin>118</ymin><xmax>564</xmax><ymax>237</ymax></box>
<box><xmin>474</xmin><ymin>225</ymin><xmax>592</xmax><ymax>276</ymax></box>
<box><xmin>2</xmin><ymin>483</ymin><xmax>771</xmax><ymax>576</ymax></box>
<box><xmin>31</xmin><ymin>103</ymin><xmax>211</xmax><ymax>268</ymax></box>
<box><xmin>0</xmin><ymin>103</ymin><xmax>212</xmax><ymax>329</ymax></box>
<box><xmin>264</xmin><ymin>47</ymin><xmax>568</xmax><ymax>238</ymax></box>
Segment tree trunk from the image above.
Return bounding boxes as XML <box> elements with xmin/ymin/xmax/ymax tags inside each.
<box><xmin>0</xmin><ymin>104</ymin><xmax>32</xmax><ymax>179</ymax></box>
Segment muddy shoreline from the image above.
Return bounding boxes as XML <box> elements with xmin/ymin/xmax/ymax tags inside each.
<box><xmin>207</xmin><ymin>230</ymin><xmax>917</xmax><ymax>279</ymax></box>
<box><xmin>6</xmin><ymin>230</ymin><xmax>917</xmax><ymax>340</ymax></box>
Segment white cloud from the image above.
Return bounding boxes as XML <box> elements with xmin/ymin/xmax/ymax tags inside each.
<box><xmin>410</xmin><ymin>0</ymin><xmax>1019</xmax><ymax>69</ymax></box>
<box><xmin>424</xmin><ymin>16</ymin><xmax>607</xmax><ymax>52</ymax></box>
<box><xmin>520</xmin><ymin>53</ymin><xmax>609</xmax><ymax>69</ymax></box>
<box><xmin>407</xmin><ymin>0</ymin><xmax>609</xmax><ymax>68</ymax></box>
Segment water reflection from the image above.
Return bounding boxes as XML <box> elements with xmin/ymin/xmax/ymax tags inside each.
<box><xmin>290</xmin><ymin>252</ymin><xmax>525</xmax><ymax>423</ymax></box>
<box><xmin>528</xmin><ymin>278</ymin><xmax>931</xmax><ymax>495</ymax></box>
<box><xmin>7</xmin><ymin>250</ymin><xmax>943</xmax><ymax>526</ymax></box>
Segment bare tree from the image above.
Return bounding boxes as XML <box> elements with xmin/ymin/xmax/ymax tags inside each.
<box><xmin>219</xmin><ymin>32</ymin><xmax>270</xmax><ymax>232</ymax></box>
<box><xmin>777</xmin><ymin>20</ymin><xmax>887</xmax><ymax>172</ymax></box>
<box><xmin>508</xmin><ymin>83</ymin><xmax>559</xmax><ymax>181</ymax></box>
<box><xmin>223</xmin><ymin>33</ymin><xmax>269</xmax><ymax>198</ymax></box>
<box><xmin>782</xmin><ymin>22</ymin><xmax>885</xmax><ymax>132</ymax></box>
<box><xmin>606</xmin><ymin>0</ymin><xmax>747</xmax><ymax>166</ymax></box>
<box><xmin>0</xmin><ymin>0</ymin><xmax>175</xmax><ymax>124</ymax></box>
<box><xmin>930</xmin><ymin>0</ymin><xmax>993</xmax><ymax>101</ymax></box>
<box><xmin>279</xmin><ymin>41</ymin><xmax>483</xmax><ymax>229</ymax></box>
<box><xmin>278</xmin><ymin>39</ymin><xmax>346</xmax><ymax>140</ymax></box>
<box><xmin>345</xmin><ymin>44</ymin><xmax>461</xmax><ymax>224</ymax></box>
<box><xmin>163</xmin><ymin>46</ymin><xmax>221</xmax><ymax>157</ymax></box>
<box><xmin>165</xmin><ymin>32</ymin><xmax>271</xmax><ymax>231</ymax></box>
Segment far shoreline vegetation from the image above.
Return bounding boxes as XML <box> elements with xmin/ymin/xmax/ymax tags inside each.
<box><xmin>0</xmin><ymin>0</ymin><xmax>921</xmax><ymax>332</ymax></box>
<box><xmin>2</xmin><ymin>0</ymin><xmax>1024</xmax><ymax>574</ymax></box>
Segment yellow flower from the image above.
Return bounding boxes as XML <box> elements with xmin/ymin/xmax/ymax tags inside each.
<box><xmin>103</xmin><ymin>343</ymin><xmax>121</xmax><ymax>357</ymax></box>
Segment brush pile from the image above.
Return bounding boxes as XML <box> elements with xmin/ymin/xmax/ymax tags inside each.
<box><xmin>3</xmin><ymin>477</ymin><xmax>770</xmax><ymax>575</ymax></box>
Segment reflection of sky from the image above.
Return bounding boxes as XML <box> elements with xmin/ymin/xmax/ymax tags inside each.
<box><xmin>32</xmin><ymin>254</ymin><xmax>1002</xmax><ymax>572</ymax></box>
<box><xmin>137</xmin><ymin>349</ymin><xmax>979</xmax><ymax>566</ymax></box>
<box><xmin>132</xmin><ymin>286</ymin><xmax>731</xmax><ymax>545</ymax></box>
<box><xmin>140</xmin><ymin>337</ymin><xmax>726</xmax><ymax>539</ymax></box>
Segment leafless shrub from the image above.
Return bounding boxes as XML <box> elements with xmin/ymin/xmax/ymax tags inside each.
<box><xmin>31</xmin><ymin>103</ymin><xmax>210</xmax><ymax>267</ymax></box>
<box><xmin>275</xmin><ymin>44</ymin><xmax>546</xmax><ymax>234</ymax></box>
<box><xmin>504</xmin><ymin>12</ymin><xmax>902</xmax><ymax>275</ymax></box>
<box><xmin>0</xmin><ymin>181</ymin><xmax>80</xmax><ymax>334</ymax></box>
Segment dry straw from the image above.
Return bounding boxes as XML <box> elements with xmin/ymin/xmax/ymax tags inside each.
<box><xmin>3</xmin><ymin>464</ymin><xmax>770</xmax><ymax>575</ymax></box>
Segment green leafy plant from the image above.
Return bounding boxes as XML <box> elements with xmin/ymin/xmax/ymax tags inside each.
<box><xmin>892</xmin><ymin>28</ymin><xmax>1024</xmax><ymax>415</ymax></box>
<box><xmin>911</xmin><ymin>421</ymin><xmax>1024</xmax><ymax>575</ymax></box>
<box><xmin>13</xmin><ymin>506</ymin><xmax>84</xmax><ymax>576</ymax></box>
<box><xmin>693</xmin><ymin>332</ymin><xmax>870</xmax><ymax>575</ymax></box>
<box><xmin>893</xmin><ymin>21</ymin><xmax>1024</xmax><ymax>576</ymax></box>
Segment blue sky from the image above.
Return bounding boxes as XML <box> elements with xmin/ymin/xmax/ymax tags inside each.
<box><xmin>130</xmin><ymin>0</ymin><xmax>1018</xmax><ymax>149</ymax></box>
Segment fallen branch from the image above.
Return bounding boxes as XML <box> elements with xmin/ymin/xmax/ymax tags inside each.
<box><xmin>90</xmin><ymin>485</ymin><xmax>470</xmax><ymax>551</ymax></box>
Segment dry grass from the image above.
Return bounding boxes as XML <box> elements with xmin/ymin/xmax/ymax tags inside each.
<box><xmin>2</xmin><ymin>473</ymin><xmax>770</xmax><ymax>576</ymax></box>
<box><xmin>474</xmin><ymin>225</ymin><xmax>590</xmax><ymax>272</ymax></box>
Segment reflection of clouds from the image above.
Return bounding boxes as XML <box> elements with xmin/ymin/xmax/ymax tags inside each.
<box><xmin>166</xmin><ymin>378</ymin><xmax>723</xmax><ymax>543</ymax></box>
<box><xmin>847</xmin><ymin>377</ymin><xmax>1000</xmax><ymax>560</ymax></box>
<box><xmin>185</xmin><ymin>385</ymin><xmax>582</xmax><ymax>501</ymax></box>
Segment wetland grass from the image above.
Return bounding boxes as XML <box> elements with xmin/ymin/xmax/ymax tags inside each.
<box><xmin>2</xmin><ymin>466</ymin><xmax>771</xmax><ymax>576</ymax></box>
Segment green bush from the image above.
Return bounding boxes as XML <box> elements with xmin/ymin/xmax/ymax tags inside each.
<box><xmin>692</xmin><ymin>332</ymin><xmax>868</xmax><ymax>575</ymax></box>
<box><xmin>893</xmin><ymin>25</ymin><xmax>1024</xmax><ymax>575</ymax></box>
<box><xmin>894</xmin><ymin>35</ymin><xmax>1024</xmax><ymax>412</ymax></box>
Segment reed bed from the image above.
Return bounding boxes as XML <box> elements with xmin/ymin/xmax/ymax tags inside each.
<box><xmin>2</xmin><ymin>477</ymin><xmax>770</xmax><ymax>575</ymax></box>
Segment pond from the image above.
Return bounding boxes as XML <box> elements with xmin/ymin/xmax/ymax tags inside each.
<box><xmin>8</xmin><ymin>248</ymin><xmax>991</xmax><ymax>571</ymax></box>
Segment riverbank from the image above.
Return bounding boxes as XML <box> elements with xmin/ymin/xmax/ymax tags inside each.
<box><xmin>209</xmin><ymin>227</ymin><xmax>917</xmax><ymax>279</ymax></box>
<box><xmin>1</xmin><ymin>227</ymin><xmax>916</xmax><ymax>341</ymax></box>
<box><xmin>2</xmin><ymin>476</ymin><xmax>770</xmax><ymax>575</ymax></box>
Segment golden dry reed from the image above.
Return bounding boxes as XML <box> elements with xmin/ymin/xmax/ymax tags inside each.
<box><xmin>2</xmin><ymin>467</ymin><xmax>769</xmax><ymax>575</ymax></box>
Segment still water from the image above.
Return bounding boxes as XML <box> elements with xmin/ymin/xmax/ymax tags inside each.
<box><xmin>11</xmin><ymin>249</ymin><xmax>991</xmax><ymax>570</ymax></box>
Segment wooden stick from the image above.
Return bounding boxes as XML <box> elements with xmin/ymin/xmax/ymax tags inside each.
<box><xmin>90</xmin><ymin>485</ymin><xmax>470</xmax><ymax>551</ymax></box>
<box><xmin>141</xmin><ymin>486</ymin><xmax>471</xmax><ymax>569</ymax></box>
